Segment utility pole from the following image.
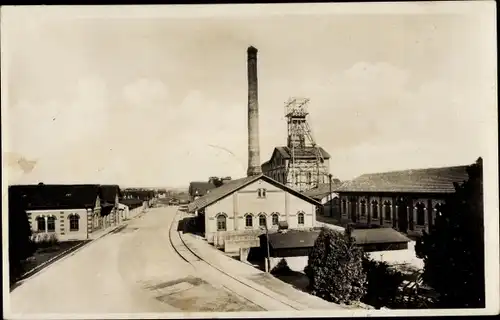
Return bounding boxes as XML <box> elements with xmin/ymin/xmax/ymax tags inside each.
<box><xmin>261</xmin><ymin>224</ymin><xmax>271</xmax><ymax>273</ymax></box>
<box><xmin>329</xmin><ymin>173</ymin><xmax>333</xmax><ymax>217</ymax></box>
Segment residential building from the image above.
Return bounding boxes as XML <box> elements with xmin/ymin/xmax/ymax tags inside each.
<box><xmin>9</xmin><ymin>184</ymin><xmax>101</xmax><ymax>241</ymax></box>
<box><xmin>335</xmin><ymin>163</ymin><xmax>472</xmax><ymax>236</ymax></box>
<box><xmin>188</xmin><ymin>181</ymin><xmax>217</xmax><ymax>202</ymax></box>
<box><xmin>187</xmin><ymin>174</ymin><xmax>321</xmax><ymax>253</ymax></box>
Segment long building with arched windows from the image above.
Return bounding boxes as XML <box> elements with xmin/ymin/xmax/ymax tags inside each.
<box><xmin>187</xmin><ymin>174</ymin><xmax>321</xmax><ymax>252</ymax></box>
<box><xmin>334</xmin><ymin>161</ymin><xmax>477</xmax><ymax>237</ymax></box>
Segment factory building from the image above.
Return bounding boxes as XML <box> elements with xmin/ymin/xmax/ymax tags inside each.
<box><xmin>261</xmin><ymin>98</ymin><xmax>334</xmax><ymax>193</ymax></box>
<box><xmin>334</xmin><ymin>161</ymin><xmax>478</xmax><ymax>236</ymax></box>
<box><xmin>187</xmin><ymin>174</ymin><xmax>321</xmax><ymax>251</ymax></box>
<box><xmin>187</xmin><ymin>46</ymin><xmax>321</xmax><ymax>253</ymax></box>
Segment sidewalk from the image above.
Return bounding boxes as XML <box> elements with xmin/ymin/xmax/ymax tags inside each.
<box><xmin>176</xmin><ymin>211</ymin><xmax>349</xmax><ymax>311</ymax></box>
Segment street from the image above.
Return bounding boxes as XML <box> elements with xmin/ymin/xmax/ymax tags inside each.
<box><xmin>8</xmin><ymin>206</ymin><xmax>262</xmax><ymax>315</ymax></box>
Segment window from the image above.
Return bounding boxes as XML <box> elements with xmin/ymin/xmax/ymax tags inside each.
<box><xmin>372</xmin><ymin>201</ymin><xmax>379</xmax><ymax>219</ymax></box>
<box><xmin>259</xmin><ymin>214</ymin><xmax>266</xmax><ymax>227</ymax></box>
<box><xmin>245</xmin><ymin>214</ymin><xmax>253</xmax><ymax>227</ymax></box>
<box><xmin>416</xmin><ymin>203</ymin><xmax>425</xmax><ymax>225</ymax></box>
<box><xmin>342</xmin><ymin>200</ymin><xmax>347</xmax><ymax>215</ymax></box>
<box><xmin>298</xmin><ymin>212</ymin><xmax>305</xmax><ymax>225</ymax></box>
<box><xmin>257</xmin><ymin>188</ymin><xmax>267</xmax><ymax>198</ymax></box>
<box><xmin>47</xmin><ymin>216</ymin><xmax>56</xmax><ymax>232</ymax></box>
<box><xmin>360</xmin><ymin>200</ymin><xmax>366</xmax><ymax>217</ymax></box>
<box><xmin>271</xmin><ymin>213</ymin><xmax>279</xmax><ymax>226</ymax></box>
<box><xmin>216</xmin><ymin>214</ymin><xmax>227</xmax><ymax>231</ymax></box>
<box><xmin>69</xmin><ymin>214</ymin><xmax>80</xmax><ymax>231</ymax></box>
<box><xmin>36</xmin><ymin>216</ymin><xmax>46</xmax><ymax>232</ymax></box>
<box><xmin>384</xmin><ymin>201</ymin><xmax>391</xmax><ymax>220</ymax></box>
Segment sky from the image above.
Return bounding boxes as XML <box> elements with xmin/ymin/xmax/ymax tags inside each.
<box><xmin>2</xmin><ymin>3</ymin><xmax>497</xmax><ymax>188</ymax></box>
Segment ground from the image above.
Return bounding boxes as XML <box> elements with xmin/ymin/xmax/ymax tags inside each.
<box><xmin>8</xmin><ymin>207</ymin><xmax>262</xmax><ymax>315</ymax></box>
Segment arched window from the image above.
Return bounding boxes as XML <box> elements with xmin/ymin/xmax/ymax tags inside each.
<box><xmin>271</xmin><ymin>213</ymin><xmax>279</xmax><ymax>226</ymax></box>
<box><xmin>360</xmin><ymin>200</ymin><xmax>366</xmax><ymax>217</ymax></box>
<box><xmin>69</xmin><ymin>214</ymin><xmax>80</xmax><ymax>231</ymax></box>
<box><xmin>36</xmin><ymin>216</ymin><xmax>46</xmax><ymax>232</ymax></box>
<box><xmin>47</xmin><ymin>216</ymin><xmax>56</xmax><ymax>232</ymax></box>
<box><xmin>216</xmin><ymin>214</ymin><xmax>227</xmax><ymax>231</ymax></box>
<box><xmin>297</xmin><ymin>212</ymin><xmax>305</xmax><ymax>225</ymax></box>
<box><xmin>372</xmin><ymin>201</ymin><xmax>379</xmax><ymax>219</ymax></box>
<box><xmin>416</xmin><ymin>203</ymin><xmax>425</xmax><ymax>226</ymax></box>
<box><xmin>259</xmin><ymin>214</ymin><xmax>266</xmax><ymax>227</ymax></box>
<box><xmin>435</xmin><ymin>203</ymin><xmax>444</xmax><ymax>215</ymax></box>
<box><xmin>384</xmin><ymin>201</ymin><xmax>392</xmax><ymax>221</ymax></box>
<box><xmin>245</xmin><ymin>214</ymin><xmax>253</xmax><ymax>227</ymax></box>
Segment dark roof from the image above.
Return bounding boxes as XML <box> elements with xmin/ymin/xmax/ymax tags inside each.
<box><xmin>187</xmin><ymin>174</ymin><xmax>321</xmax><ymax>212</ymax></box>
<box><xmin>302</xmin><ymin>182</ymin><xmax>342</xmax><ymax>200</ymax></box>
<box><xmin>99</xmin><ymin>185</ymin><xmax>121</xmax><ymax>204</ymax></box>
<box><xmin>9</xmin><ymin>184</ymin><xmax>100</xmax><ymax>210</ymax></box>
<box><xmin>267</xmin><ymin>230</ymin><xmax>321</xmax><ymax>249</ymax></box>
<box><xmin>266</xmin><ymin>228</ymin><xmax>410</xmax><ymax>250</ymax></box>
<box><xmin>335</xmin><ymin>165</ymin><xmax>470</xmax><ymax>194</ymax></box>
<box><xmin>274</xmin><ymin>146</ymin><xmax>331</xmax><ymax>160</ymax></box>
<box><xmin>188</xmin><ymin>181</ymin><xmax>217</xmax><ymax>196</ymax></box>
<box><xmin>120</xmin><ymin>198</ymin><xmax>144</xmax><ymax>207</ymax></box>
<box><xmin>351</xmin><ymin>228</ymin><xmax>411</xmax><ymax>245</ymax></box>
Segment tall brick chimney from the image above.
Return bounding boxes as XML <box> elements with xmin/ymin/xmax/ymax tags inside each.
<box><xmin>247</xmin><ymin>46</ymin><xmax>263</xmax><ymax>177</ymax></box>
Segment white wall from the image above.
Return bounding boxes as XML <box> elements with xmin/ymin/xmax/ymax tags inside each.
<box><xmin>205</xmin><ymin>178</ymin><xmax>317</xmax><ymax>245</ymax></box>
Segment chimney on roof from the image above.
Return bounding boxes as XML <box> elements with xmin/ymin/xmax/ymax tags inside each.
<box><xmin>247</xmin><ymin>45</ymin><xmax>263</xmax><ymax>177</ymax></box>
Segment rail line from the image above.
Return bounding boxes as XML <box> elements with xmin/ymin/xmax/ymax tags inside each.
<box><xmin>168</xmin><ymin>208</ymin><xmax>302</xmax><ymax>311</ymax></box>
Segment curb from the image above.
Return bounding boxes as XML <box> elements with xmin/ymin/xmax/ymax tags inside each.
<box><xmin>173</xmin><ymin>210</ymin><xmax>309</xmax><ymax>311</ymax></box>
<box><xmin>13</xmin><ymin>214</ymin><xmax>143</xmax><ymax>289</ymax></box>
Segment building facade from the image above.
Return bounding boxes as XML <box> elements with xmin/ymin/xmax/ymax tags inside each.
<box><xmin>9</xmin><ymin>184</ymin><xmax>124</xmax><ymax>241</ymax></box>
<box><xmin>187</xmin><ymin>174</ymin><xmax>320</xmax><ymax>251</ymax></box>
<box><xmin>261</xmin><ymin>146</ymin><xmax>331</xmax><ymax>192</ymax></box>
<box><xmin>335</xmin><ymin>164</ymin><xmax>471</xmax><ymax>236</ymax></box>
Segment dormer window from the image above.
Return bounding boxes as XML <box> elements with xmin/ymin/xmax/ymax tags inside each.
<box><xmin>257</xmin><ymin>188</ymin><xmax>267</xmax><ymax>198</ymax></box>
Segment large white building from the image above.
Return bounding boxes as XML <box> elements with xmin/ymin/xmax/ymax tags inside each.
<box><xmin>187</xmin><ymin>174</ymin><xmax>321</xmax><ymax>253</ymax></box>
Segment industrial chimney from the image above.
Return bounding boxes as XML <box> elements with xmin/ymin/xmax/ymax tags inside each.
<box><xmin>247</xmin><ymin>46</ymin><xmax>263</xmax><ymax>176</ymax></box>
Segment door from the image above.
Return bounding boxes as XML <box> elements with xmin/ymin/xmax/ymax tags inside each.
<box><xmin>397</xmin><ymin>198</ymin><xmax>408</xmax><ymax>233</ymax></box>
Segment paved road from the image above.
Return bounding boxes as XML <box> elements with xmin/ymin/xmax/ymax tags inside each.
<box><xmin>9</xmin><ymin>206</ymin><xmax>261</xmax><ymax>315</ymax></box>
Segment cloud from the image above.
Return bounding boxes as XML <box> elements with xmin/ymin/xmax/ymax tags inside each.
<box><xmin>122</xmin><ymin>78</ymin><xmax>170</xmax><ymax>110</ymax></box>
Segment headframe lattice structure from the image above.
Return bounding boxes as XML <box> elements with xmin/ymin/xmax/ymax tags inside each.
<box><xmin>284</xmin><ymin>97</ymin><xmax>328</xmax><ymax>192</ymax></box>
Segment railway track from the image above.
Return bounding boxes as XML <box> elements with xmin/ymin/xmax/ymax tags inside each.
<box><xmin>168</xmin><ymin>209</ymin><xmax>304</xmax><ymax>311</ymax></box>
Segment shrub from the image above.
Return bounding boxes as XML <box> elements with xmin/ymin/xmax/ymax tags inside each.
<box><xmin>305</xmin><ymin>227</ymin><xmax>367</xmax><ymax>304</ymax></box>
<box><xmin>271</xmin><ymin>258</ymin><xmax>292</xmax><ymax>275</ymax></box>
<box><xmin>32</xmin><ymin>233</ymin><xmax>60</xmax><ymax>249</ymax></box>
<box><xmin>362</xmin><ymin>256</ymin><xmax>405</xmax><ymax>309</ymax></box>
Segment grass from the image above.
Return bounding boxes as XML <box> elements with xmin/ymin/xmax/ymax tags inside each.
<box><xmin>11</xmin><ymin>235</ymin><xmax>90</xmax><ymax>290</ymax></box>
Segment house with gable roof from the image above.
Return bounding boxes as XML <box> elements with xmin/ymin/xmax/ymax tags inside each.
<box><xmin>187</xmin><ymin>174</ymin><xmax>321</xmax><ymax>252</ymax></box>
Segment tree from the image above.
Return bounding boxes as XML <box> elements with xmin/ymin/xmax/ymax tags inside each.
<box><xmin>415</xmin><ymin>157</ymin><xmax>484</xmax><ymax>308</ymax></box>
<box><xmin>362</xmin><ymin>257</ymin><xmax>404</xmax><ymax>309</ymax></box>
<box><xmin>8</xmin><ymin>189</ymin><xmax>36</xmax><ymax>285</ymax></box>
<box><xmin>305</xmin><ymin>227</ymin><xmax>367</xmax><ymax>304</ymax></box>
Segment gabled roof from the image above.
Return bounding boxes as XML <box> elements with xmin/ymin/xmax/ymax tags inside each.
<box><xmin>187</xmin><ymin>174</ymin><xmax>321</xmax><ymax>212</ymax></box>
<box><xmin>336</xmin><ymin>165</ymin><xmax>470</xmax><ymax>194</ymax></box>
<box><xmin>9</xmin><ymin>184</ymin><xmax>100</xmax><ymax>210</ymax></box>
<box><xmin>99</xmin><ymin>185</ymin><xmax>121</xmax><ymax>204</ymax></box>
<box><xmin>188</xmin><ymin>181</ymin><xmax>217</xmax><ymax>196</ymax></box>
<box><xmin>274</xmin><ymin>146</ymin><xmax>331</xmax><ymax>160</ymax></box>
<box><xmin>302</xmin><ymin>182</ymin><xmax>342</xmax><ymax>200</ymax></box>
